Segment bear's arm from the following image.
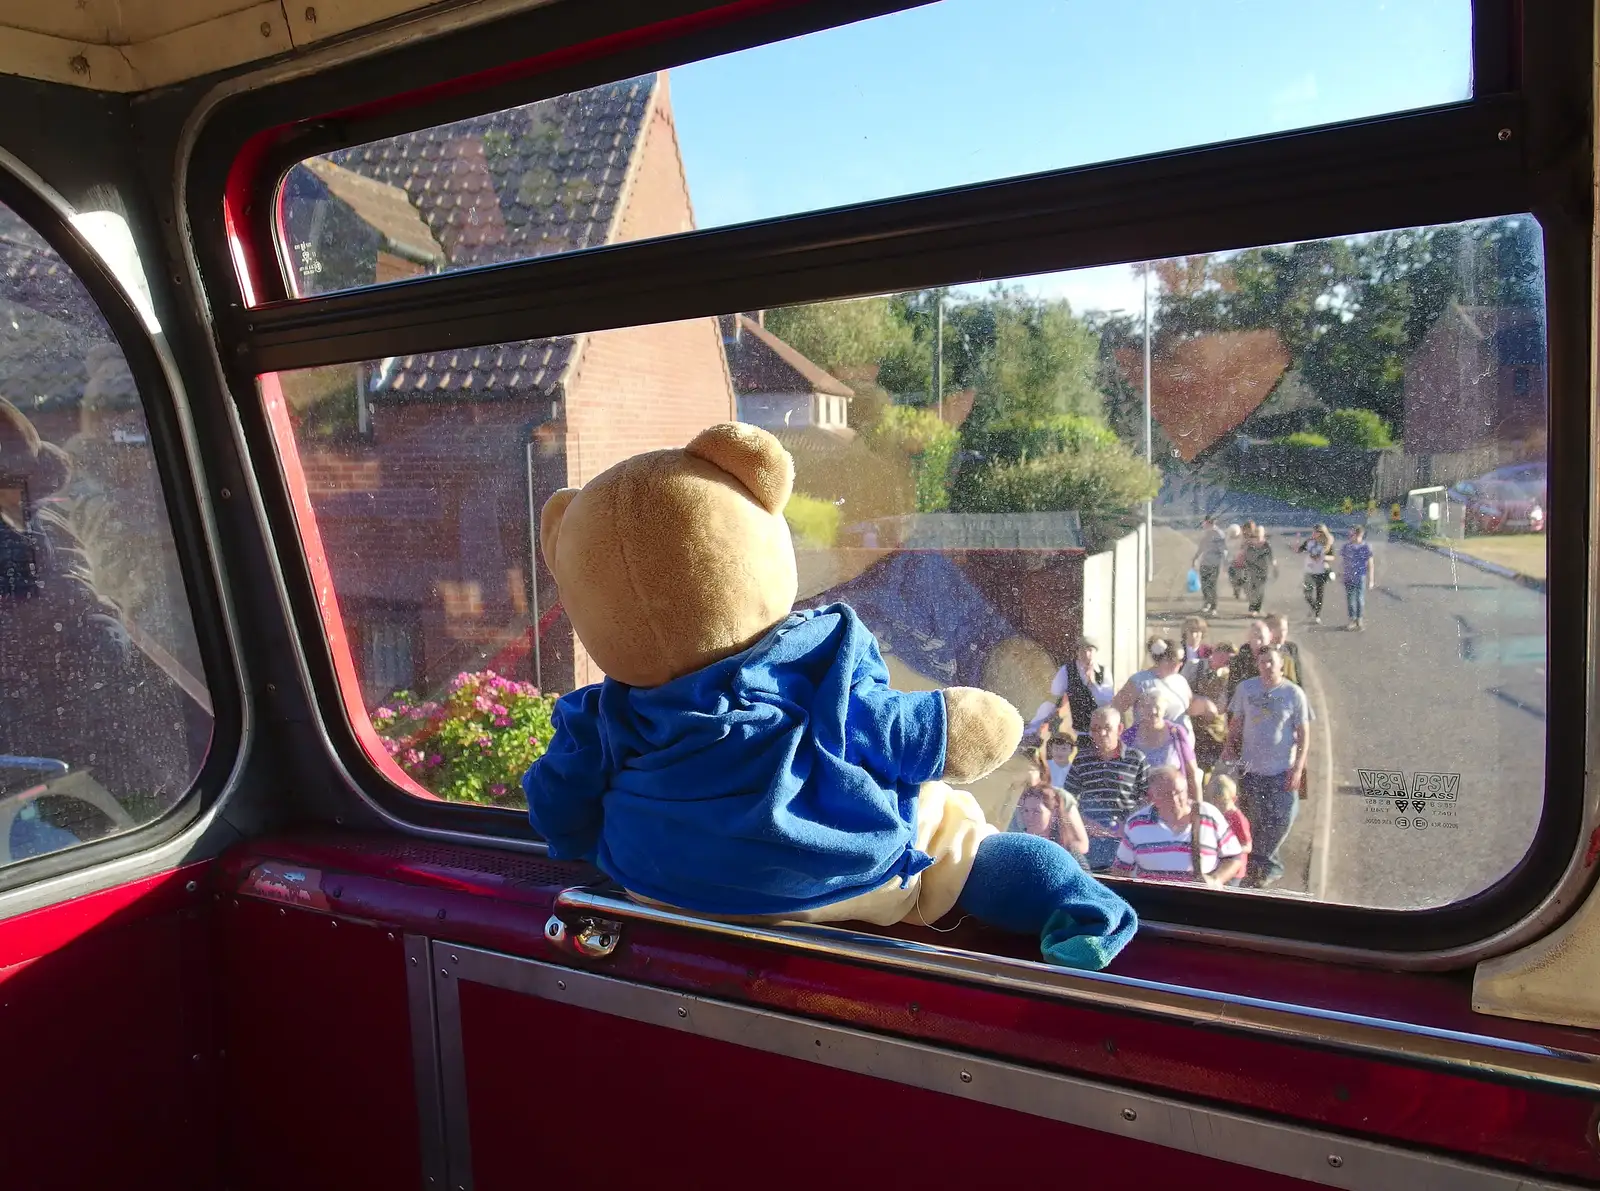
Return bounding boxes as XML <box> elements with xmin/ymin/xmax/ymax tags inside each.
<box><xmin>523</xmin><ymin>687</ymin><xmax>611</xmax><ymax>863</ymax></box>
<box><xmin>845</xmin><ymin>679</ymin><xmax>948</xmax><ymax>787</ymax></box>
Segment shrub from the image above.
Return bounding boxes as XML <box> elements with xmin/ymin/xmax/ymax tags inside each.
<box><xmin>962</xmin><ymin>413</ymin><xmax>1117</xmax><ymax>464</ymax></box>
<box><xmin>1323</xmin><ymin>407</ymin><xmax>1394</xmax><ymax>448</ymax></box>
<box><xmin>371</xmin><ymin>671</ymin><xmax>557</xmax><ymax>806</ymax></box>
<box><xmin>784</xmin><ymin>493</ymin><xmax>842</xmax><ymax>548</ymax></box>
<box><xmin>1279</xmin><ymin>431</ymin><xmax>1331</xmax><ymax>449</ymax></box>
<box><xmin>863</xmin><ymin>405</ymin><xmax>959</xmax><ymax>512</ymax></box>
<box><xmin>949</xmin><ymin>439</ymin><xmax>1160</xmax><ymax>516</ymax></box>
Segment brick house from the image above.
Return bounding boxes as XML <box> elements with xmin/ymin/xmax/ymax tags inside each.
<box><xmin>721</xmin><ymin>312</ymin><xmax>852</xmax><ymax>431</ymax></box>
<box><xmin>281</xmin><ymin>74</ymin><xmax>735</xmax><ymax>701</ymax></box>
<box><xmin>1402</xmin><ymin>303</ymin><xmax>1546</xmax><ymax>453</ymax></box>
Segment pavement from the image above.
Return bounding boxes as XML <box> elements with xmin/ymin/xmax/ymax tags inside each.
<box><xmin>1149</xmin><ymin>501</ymin><xmax>1546</xmax><ymax>911</ymax></box>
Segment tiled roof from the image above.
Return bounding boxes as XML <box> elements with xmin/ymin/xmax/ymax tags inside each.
<box><xmin>0</xmin><ymin>225</ymin><xmax>119</xmax><ymax>413</ymax></box>
<box><xmin>366</xmin><ymin>337</ymin><xmax>571</xmax><ymax>399</ymax></box>
<box><xmin>301</xmin><ymin>157</ymin><xmax>443</xmax><ymax>265</ymax></box>
<box><xmin>722</xmin><ymin>314</ymin><xmax>854</xmax><ymax>398</ymax></box>
<box><xmin>320</xmin><ymin>74</ymin><xmax>658</xmax><ymax>400</ymax></box>
<box><xmin>334</xmin><ymin>74</ymin><xmax>656</xmax><ymax>270</ymax></box>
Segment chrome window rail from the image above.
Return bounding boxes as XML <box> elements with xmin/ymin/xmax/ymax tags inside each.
<box><xmin>555</xmin><ymin>887</ymin><xmax>1600</xmax><ymax>1095</ymax></box>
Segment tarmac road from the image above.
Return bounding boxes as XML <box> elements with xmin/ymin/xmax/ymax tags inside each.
<box><xmin>1155</xmin><ymin>512</ymin><xmax>1545</xmax><ymax>911</ymax></box>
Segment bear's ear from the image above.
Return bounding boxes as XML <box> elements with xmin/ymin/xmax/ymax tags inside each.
<box><xmin>539</xmin><ymin>488</ymin><xmax>579</xmax><ymax>568</ymax></box>
<box><xmin>684</xmin><ymin>422</ymin><xmax>793</xmax><ymax>514</ymax></box>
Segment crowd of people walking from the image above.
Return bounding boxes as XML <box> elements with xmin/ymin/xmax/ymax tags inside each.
<box><xmin>1009</xmin><ymin>516</ymin><xmax>1363</xmax><ymax>892</ymax></box>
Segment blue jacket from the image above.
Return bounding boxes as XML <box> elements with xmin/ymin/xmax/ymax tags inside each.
<box><xmin>524</xmin><ymin>603</ymin><xmax>948</xmax><ymax>916</ymax></box>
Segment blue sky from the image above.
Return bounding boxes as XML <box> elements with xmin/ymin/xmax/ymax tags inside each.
<box><xmin>669</xmin><ymin>0</ymin><xmax>1471</xmax><ymax>314</ymax></box>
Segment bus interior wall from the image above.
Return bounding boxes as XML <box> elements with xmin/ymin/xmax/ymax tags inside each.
<box><xmin>0</xmin><ymin>1</ymin><xmax>1593</xmax><ymax>1189</ymax></box>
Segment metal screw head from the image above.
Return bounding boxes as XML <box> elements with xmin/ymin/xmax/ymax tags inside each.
<box><xmin>386</xmin><ymin>932</ymin><xmax>395</xmax><ymax>941</ymax></box>
<box><xmin>959</xmin><ymin>1071</ymin><xmax>972</xmax><ymax>1084</ymax></box>
<box><xmin>219</xmin><ymin>488</ymin><xmax>231</xmax><ymax>500</ymax></box>
<box><xmin>1122</xmin><ymin>1108</ymin><xmax>1138</xmax><ymax>1122</ymax></box>
<box><xmin>450</xmin><ymin>954</ymin><xmax>459</xmax><ymax>964</ymax></box>
<box><xmin>556</xmin><ymin>980</ymin><xmax>566</xmax><ymax>990</ymax></box>
<box><xmin>277</xmin><ymin>907</ymin><xmax>286</xmax><ymax>916</ymax></box>
<box><xmin>1497</xmin><ymin>127</ymin><xmax>1512</xmax><ymax>141</ymax></box>
<box><xmin>1327</xmin><ymin>1155</ymin><xmax>1344</xmax><ymax>1169</ymax></box>
<box><xmin>677</xmin><ymin>1007</ymin><xmax>688</xmax><ymax>1018</ymax></box>
<box><xmin>259</xmin><ymin>20</ymin><xmax>272</xmax><ymax>36</ymax></box>
<box><xmin>439</xmin><ymin>969</ymin><xmax>449</xmax><ymax>978</ymax></box>
<box><xmin>185</xmin><ymin>880</ymin><xmax>198</xmax><ymax>893</ymax></box>
<box><xmin>409</xmin><ymin>957</ymin><xmax>418</xmax><ymax>966</ymax></box>
<box><xmin>436</xmin><ymin>908</ymin><xmax>447</xmax><ymax>920</ymax></box>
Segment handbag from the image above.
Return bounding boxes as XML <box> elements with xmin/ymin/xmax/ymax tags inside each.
<box><xmin>1185</xmin><ymin>568</ymin><xmax>1201</xmax><ymax>592</ymax></box>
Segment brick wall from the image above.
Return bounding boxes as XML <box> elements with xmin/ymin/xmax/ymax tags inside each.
<box><xmin>300</xmin><ymin>74</ymin><xmax>736</xmax><ymax>702</ymax></box>
<box><xmin>557</xmin><ymin>78</ymin><xmax>736</xmax><ymax>687</ymax></box>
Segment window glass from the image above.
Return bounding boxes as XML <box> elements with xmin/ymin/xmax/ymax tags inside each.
<box><xmin>269</xmin><ymin>213</ymin><xmax>1545</xmax><ymax>914</ymax></box>
<box><xmin>0</xmin><ymin>200</ymin><xmax>212</xmax><ymax>865</ymax></box>
<box><xmin>277</xmin><ymin>0</ymin><xmax>1471</xmax><ymax>297</ymax></box>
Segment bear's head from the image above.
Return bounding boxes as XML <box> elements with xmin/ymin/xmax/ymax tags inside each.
<box><xmin>540</xmin><ymin>423</ymin><xmax>798</xmax><ymax>688</ymax></box>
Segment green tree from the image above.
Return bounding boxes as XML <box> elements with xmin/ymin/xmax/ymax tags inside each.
<box><xmin>1322</xmin><ymin>407</ymin><xmax>1393</xmax><ymax>448</ymax></box>
<box><xmin>764</xmin><ymin>297</ymin><xmax>916</xmax><ymax>386</ymax></box>
<box><xmin>862</xmin><ymin>405</ymin><xmax>958</xmax><ymax>511</ymax></box>
<box><xmin>949</xmin><ymin>439</ymin><xmax>1160</xmax><ymax>518</ymax></box>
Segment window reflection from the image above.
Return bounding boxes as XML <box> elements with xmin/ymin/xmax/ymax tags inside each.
<box><xmin>0</xmin><ymin>201</ymin><xmax>211</xmax><ymax>865</ymax></box>
<box><xmin>277</xmin><ymin>0</ymin><xmax>1471</xmax><ymax>299</ymax></box>
<box><xmin>274</xmin><ymin>214</ymin><xmax>1547</xmax><ymax>912</ymax></box>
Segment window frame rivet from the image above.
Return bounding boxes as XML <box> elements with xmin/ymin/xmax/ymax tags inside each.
<box><xmin>1327</xmin><ymin>1155</ymin><xmax>1344</xmax><ymax>1169</ymax></box>
<box><xmin>1122</xmin><ymin>1108</ymin><xmax>1138</xmax><ymax>1122</ymax></box>
<box><xmin>184</xmin><ymin>880</ymin><xmax>198</xmax><ymax>893</ymax></box>
<box><xmin>677</xmin><ymin>1007</ymin><xmax>688</xmax><ymax>1018</ymax></box>
<box><xmin>1497</xmin><ymin>127</ymin><xmax>1512</xmax><ymax>141</ymax></box>
<box><xmin>556</xmin><ymin>979</ymin><xmax>566</xmax><ymax>990</ymax></box>
<box><xmin>959</xmin><ymin>1071</ymin><xmax>972</xmax><ymax>1084</ymax></box>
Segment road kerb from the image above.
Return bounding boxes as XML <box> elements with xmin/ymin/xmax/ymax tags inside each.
<box><xmin>1295</xmin><ymin>637</ymin><xmax>1337</xmax><ymax>904</ymax></box>
<box><xmin>1400</xmin><ymin>537</ymin><xmax>1546</xmax><ymax>593</ymax></box>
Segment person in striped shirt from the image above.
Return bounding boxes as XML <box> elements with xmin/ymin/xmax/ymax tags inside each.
<box><xmin>1112</xmin><ymin>766</ymin><xmax>1244</xmax><ymax>886</ymax></box>
<box><xmin>1066</xmin><ymin>706</ymin><xmax>1150</xmax><ymax>872</ymax></box>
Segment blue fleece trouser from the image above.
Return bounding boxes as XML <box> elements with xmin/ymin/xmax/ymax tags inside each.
<box><xmin>955</xmin><ymin>832</ymin><xmax>1138</xmax><ymax>970</ymax></box>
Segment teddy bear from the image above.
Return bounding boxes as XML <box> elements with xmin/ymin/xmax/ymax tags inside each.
<box><xmin>524</xmin><ymin>422</ymin><xmax>1136</xmax><ymax>969</ymax></box>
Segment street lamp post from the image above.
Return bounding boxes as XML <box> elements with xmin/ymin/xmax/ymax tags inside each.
<box><xmin>1143</xmin><ymin>267</ymin><xmax>1154</xmax><ymax>582</ymax></box>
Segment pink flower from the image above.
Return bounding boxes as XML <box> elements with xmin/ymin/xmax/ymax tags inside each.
<box><xmin>373</xmin><ymin>706</ymin><xmax>395</xmax><ymax>720</ymax></box>
<box><xmin>492</xmin><ymin>704</ymin><xmax>508</xmax><ymax>716</ymax></box>
<box><xmin>473</xmin><ymin>695</ymin><xmax>494</xmax><ymax>712</ymax></box>
<box><xmin>494</xmin><ymin>715</ymin><xmax>510</xmax><ymax>727</ymax></box>
<box><xmin>402</xmin><ymin>748</ymin><xmax>423</xmax><ymax>766</ymax></box>
<box><xmin>476</xmin><ymin>734</ymin><xmax>493</xmax><ymax>749</ymax></box>
<box><xmin>428</xmin><ymin>753</ymin><xmax>443</xmax><ymax>766</ymax></box>
<box><xmin>491</xmin><ymin>784</ymin><xmax>507</xmax><ymax>796</ymax></box>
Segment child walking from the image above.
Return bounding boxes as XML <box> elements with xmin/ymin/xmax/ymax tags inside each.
<box><xmin>1206</xmin><ymin>772</ymin><xmax>1252</xmax><ymax>887</ymax></box>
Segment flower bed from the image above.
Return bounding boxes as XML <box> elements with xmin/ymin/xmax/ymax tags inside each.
<box><xmin>371</xmin><ymin>670</ymin><xmax>557</xmax><ymax>806</ymax></box>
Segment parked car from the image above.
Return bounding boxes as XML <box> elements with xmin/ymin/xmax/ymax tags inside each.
<box><xmin>1450</xmin><ymin>477</ymin><xmax>1546</xmax><ymax>534</ymax></box>
<box><xmin>1475</xmin><ymin>461</ymin><xmax>1548</xmax><ymax>504</ymax></box>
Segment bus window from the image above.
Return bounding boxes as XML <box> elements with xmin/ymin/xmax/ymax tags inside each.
<box><xmin>0</xmin><ymin>199</ymin><xmax>212</xmax><ymax>867</ymax></box>
<box><xmin>265</xmin><ymin>213</ymin><xmax>1545</xmax><ymax>914</ymax></box>
<box><xmin>276</xmin><ymin>0</ymin><xmax>1471</xmax><ymax>298</ymax></box>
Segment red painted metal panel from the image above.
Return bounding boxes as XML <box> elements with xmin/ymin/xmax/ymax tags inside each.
<box><xmin>217</xmin><ymin>897</ymin><xmax>421</xmax><ymax>1191</ymax></box>
<box><xmin>226</xmin><ymin>836</ymin><xmax>1600</xmax><ymax>1184</ymax></box>
<box><xmin>459</xmin><ymin>979</ymin><xmax>1323</xmax><ymax>1191</ymax></box>
<box><xmin>0</xmin><ymin>864</ymin><xmax>216</xmax><ymax>1191</ymax></box>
